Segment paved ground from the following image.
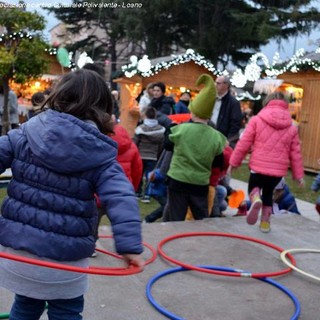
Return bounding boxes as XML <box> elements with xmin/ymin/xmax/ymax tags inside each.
<box><xmin>1</xmin><ymin>179</ymin><xmax>319</xmax><ymax>319</ymax></box>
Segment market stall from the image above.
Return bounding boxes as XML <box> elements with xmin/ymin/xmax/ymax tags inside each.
<box><xmin>113</xmin><ymin>50</ymin><xmax>219</xmax><ymax>136</ymax></box>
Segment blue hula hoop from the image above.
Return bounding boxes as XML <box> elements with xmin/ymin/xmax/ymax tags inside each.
<box><xmin>146</xmin><ymin>265</ymin><xmax>300</xmax><ymax>320</ymax></box>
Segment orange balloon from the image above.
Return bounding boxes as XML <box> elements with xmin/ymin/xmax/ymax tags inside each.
<box><xmin>228</xmin><ymin>190</ymin><xmax>245</xmax><ymax>208</ymax></box>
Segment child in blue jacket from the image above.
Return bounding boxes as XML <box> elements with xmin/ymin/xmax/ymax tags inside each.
<box><xmin>0</xmin><ymin>69</ymin><xmax>144</xmax><ymax>319</ymax></box>
<box><xmin>144</xmin><ymin>168</ymin><xmax>168</xmax><ymax>222</ymax></box>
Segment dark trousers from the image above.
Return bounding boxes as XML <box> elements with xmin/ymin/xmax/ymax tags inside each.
<box><xmin>137</xmin><ymin>159</ymin><xmax>157</xmax><ymax>195</ymax></box>
<box><xmin>248</xmin><ymin>173</ymin><xmax>282</xmax><ymax>206</ymax></box>
<box><xmin>165</xmin><ymin>188</ymin><xmax>209</xmax><ymax>221</ymax></box>
<box><xmin>145</xmin><ymin>195</ymin><xmax>167</xmax><ymax>222</ymax></box>
<box><xmin>10</xmin><ymin>294</ymin><xmax>84</xmax><ymax>320</ymax></box>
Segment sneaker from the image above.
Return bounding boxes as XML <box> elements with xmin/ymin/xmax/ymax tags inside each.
<box><xmin>259</xmin><ymin>221</ymin><xmax>271</xmax><ymax>233</ymax></box>
<box><xmin>140</xmin><ymin>196</ymin><xmax>150</xmax><ymax>203</ymax></box>
<box><xmin>259</xmin><ymin>205</ymin><xmax>272</xmax><ymax>233</ymax></box>
<box><xmin>246</xmin><ymin>200</ymin><xmax>262</xmax><ymax>224</ymax></box>
<box><xmin>236</xmin><ymin>201</ymin><xmax>247</xmax><ymax>216</ymax></box>
<box><xmin>90</xmin><ymin>250</ymin><xmax>97</xmax><ymax>258</ymax></box>
<box><xmin>246</xmin><ymin>188</ymin><xmax>262</xmax><ymax>225</ymax></box>
<box><xmin>135</xmin><ymin>193</ymin><xmax>142</xmax><ymax>200</ymax></box>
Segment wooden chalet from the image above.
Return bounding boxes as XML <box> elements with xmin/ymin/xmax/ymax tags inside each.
<box><xmin>114</xmin><ymin>50</ymin><xmax>219</xmax><ymax>137</ymax></box>
<box><xmin>275</xmin><ymin>51</ymin><xmax>320</xmax><ymax>172</ymax></box>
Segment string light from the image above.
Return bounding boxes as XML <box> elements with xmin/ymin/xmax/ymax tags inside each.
<box><xmin>3</xmin><ymin>29</ymin><xmax>320</xmax><ymax>83</ymax></box>
<box><xmin>120</xmin><ymin>48</ymin><xmax>320</xmax><ymax>92</ymax></box>
<box><xmin>231</xmin><ymin>69</ymin><xmax>247</xmax><ymax>88</ymax></box>
<box><xmin>121</xmin><ymin>49</ymin><xmax>221</xmax><ymax>78</ymax></box>
<box><xmin>0</xmin><ymin>31</ymin><xmax>33</xmax><ymax>43</ymax></box>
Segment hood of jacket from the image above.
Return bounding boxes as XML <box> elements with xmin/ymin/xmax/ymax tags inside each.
<box><xmin>22</xmin><ymin>109</ymin><xmax>117</xmax><ymax>174</ymax></box>
<box><xmin>258</xmin><ymin>99</ymin><xmax>292</xmax><ymax>129</ymax></box>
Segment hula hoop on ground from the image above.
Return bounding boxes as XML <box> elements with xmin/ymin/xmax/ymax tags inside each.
<box><xmin>146</xmin><ymin>265</ymin><xmax>301</xmax><ymax>320</ymax></box>
<box><xmin>0</xmin><ymin>238</ymin><xmax>156</xmax><ymax>276</ymax></box>
<box><xmin>158</xmin><ymin>232</ymin><xmax>296</xmax><ymax>278</ymax></box>
<box><xmin>280</xmin><ymin>248</ymin><xmax>320</xmax><ymax>282</ymax></box>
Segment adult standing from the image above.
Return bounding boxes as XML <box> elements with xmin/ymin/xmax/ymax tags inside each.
<box><xmin>150</xmin><ymin>82</ymin><xmax>175</xmax><ymax>128</ymax></box>
<box><xmin>111</xmin><ymin>90</ymin><xmax>121</xmax><ymax>121</ymax></box>
<box><xmin>0</xmin><ymin>84</ymin><xmax>20</xmax><ymax>134</ymax></box>
<box><xmin>210</xmin><ymin>75</ymin><xmax>242</xmax><ymax>148</ymax></box>
<box><xmin>138</xmin><ymin>83</ymin><xmax>154</xmax><ymax>114</ymax></box>
<box><xmin>174</xmin><ymin>91</ymin><xmax>191</xmax><ymax>114</ymax></box>
<box><xmin>9</xmin><ymin>90</ymin><xmax>20</xmax><ymax>130</ymax></box>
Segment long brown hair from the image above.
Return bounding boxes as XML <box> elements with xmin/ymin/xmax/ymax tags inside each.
<box><xmin>45</xmin><ymin>69</ymin><xmax>114</xmax><ymax>134</ymax></box>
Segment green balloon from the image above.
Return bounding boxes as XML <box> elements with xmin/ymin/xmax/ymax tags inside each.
<box><xmin>57</xmin><ymin>48</ymin><xmax>70</xmax><ymax>67</ymax></box>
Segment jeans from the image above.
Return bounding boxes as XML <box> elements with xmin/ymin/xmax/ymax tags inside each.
<box><xmin>210</xmin><ymin>185</ymin><xmax>228</xmax><ymax>217</ymax></box>
<box><xmin>216</xmin><ymin>185</ymin><xmax>228</xmax><ymax>211</ymax></box>
<box><xmin>9</xmin><ymin>294</ymin><xmax>84</xmax><ymax>320</ymax></box>
<box><xmin>137</xmin><ymin>159</ymin><xmax>157</xmax><ymax>195</ymax></box>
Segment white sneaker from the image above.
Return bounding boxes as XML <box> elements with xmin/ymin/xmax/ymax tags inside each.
<box><xmin>90</xmin><ymin>250</ymin><xmax>97</xmax><ymax>258</ymax></box>
<box><xmin>140</xmin><ymin>196</ymin><xmax>150</xmax><ymax>203</ymax></box>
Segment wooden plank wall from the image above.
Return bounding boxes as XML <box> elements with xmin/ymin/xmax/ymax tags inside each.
<box><xmin>299</xmin><ymin>80</ymin><xmax>320</xmax><ymax>171</ymax></box>
<box><xmin>279</xmin><ymin>71</ymin><xmax>320</xmax><ymax>172</ymax></box>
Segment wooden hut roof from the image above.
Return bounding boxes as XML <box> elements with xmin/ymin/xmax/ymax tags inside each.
<box><xmin>121</xmin><ymin>49</ymin><xmax>221</xmax><ymax>79</ymax></box>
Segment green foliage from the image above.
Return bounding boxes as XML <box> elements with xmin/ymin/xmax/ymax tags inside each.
<box><xmin>0</xmin><ymin>7</ymin><xmax>46</xmax><ymax>33</ymax></box>
<box><xmin>13</xmin><ymin>37</ymin><xmax>49</xmax><ymax>83</ymax></box>
<box><xmin>121</xmin><ymin>0</ymin><xmax>194</xmax><ymax>58</ymax></box>
<box><xmin>0</xmin><ymin>7</ymin><xmax>49</xmax><ymax>133</ymax></box>
<box><xmin>0</xmin><ymin>7</ymin><xmax>48</xmax><ymax>79</ymax></box>
<box><xmin>0</xmin><ymin>47</ymin><xmax>14</xmax><ymax>75</ymax></box>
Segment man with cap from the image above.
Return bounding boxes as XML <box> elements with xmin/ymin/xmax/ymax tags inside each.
<box><xmin>211</xmin><ymin>75</ymin><xmax>242</xmax><ymax>148</ymax></box>
<box><xmin>163</xmin><ymin>74</ymin><xmax>227</xmax><ymax>222</ymax></box>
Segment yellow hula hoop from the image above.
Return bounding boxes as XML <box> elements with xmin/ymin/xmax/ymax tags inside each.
<box><xmin>280</xmin><ymin>248</ymin><xmax>320</xmax><ymax>282</ymax></box>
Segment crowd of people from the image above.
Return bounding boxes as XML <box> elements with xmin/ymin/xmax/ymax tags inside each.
<box><xmin>134</xmin><ymin>76</ymin><xmax>307</xmax><ymax>233</ymax></box>
<box><xmin>0</xmin><ymin>63</ymin><xmax>319</xmax><ymax>319</ymax></box>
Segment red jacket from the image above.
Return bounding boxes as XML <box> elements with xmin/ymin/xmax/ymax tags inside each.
<box><xmin>111</xmin><ymin>125</ymin><xmax>143</xmax><ymax>191</ymax></box>
<box><xmin>210</xmin><ymin>145</ymin><xmax>233</xmax><ymax>186</ymax></box>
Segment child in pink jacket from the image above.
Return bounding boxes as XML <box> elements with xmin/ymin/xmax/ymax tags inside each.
<box><xmin>229</xmin><ymin>91</ymin><xmax>304</xmax><ymax>233</ymax></box>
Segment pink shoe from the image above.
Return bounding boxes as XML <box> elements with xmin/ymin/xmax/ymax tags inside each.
<box><xmin>246</xmin><ymin>187</ymin><xmax>262</xmax><ymax>225</ymax></box>
<box><xmin>236</xmin><ymin>201</ymin><xmax>247</xmax><ymax>216</ymax></box>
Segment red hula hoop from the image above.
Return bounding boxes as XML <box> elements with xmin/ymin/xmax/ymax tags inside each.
<box><xmin>0</xmin><ymin>237</ymin><xmax>157</xmax><ymax>276</ymax></box>
<box><xmin>158</xmin><ymin>232</ymin><xmax>296</xmax><ymax>278</ymax></box>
